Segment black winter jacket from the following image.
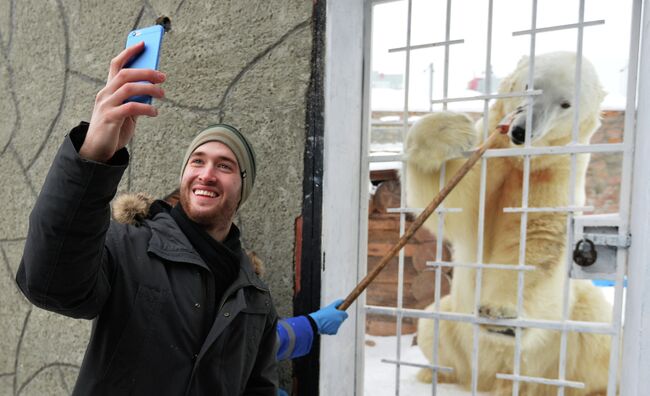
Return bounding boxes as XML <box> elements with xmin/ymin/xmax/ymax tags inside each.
<box><xmin>16</xmin><ymin>123</ymin><xmax>279</xmax><ymax>395</ymax></box>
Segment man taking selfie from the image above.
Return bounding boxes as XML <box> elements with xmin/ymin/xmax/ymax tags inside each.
<box><xmin>16</xmin><ymin>41</ymin><xmax>278</xmax><ymax>395</ymax></box>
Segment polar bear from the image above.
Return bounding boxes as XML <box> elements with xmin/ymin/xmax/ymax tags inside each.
<box><xmin>406</xmin><ymin>52</ymin><xmax>614</xmax><ymax>395</ymax></box>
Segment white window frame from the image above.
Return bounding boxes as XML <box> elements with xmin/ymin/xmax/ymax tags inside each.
<box><xmin>321</xmin><ymin>1</ymin><xmax>368</xmax><ymax>395</ymax></box>
<box><xmin>321</xmin><ymin>0</ymin><xmax>650</xmax><ymax>395</ymax></box>
<box><xmin>621</xmin><ymin>1</ymin><xmax>650</xmax><ymax>395</ymax></box>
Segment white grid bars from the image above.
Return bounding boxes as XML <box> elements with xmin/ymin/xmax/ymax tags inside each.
<box><xmin>362</xmin><ymin>0</ymin><xmax>633</xmax><ymax>395</ymax></box>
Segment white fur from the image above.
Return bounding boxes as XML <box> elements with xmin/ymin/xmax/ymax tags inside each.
<box><xmin>406</xmin><ymin>52</ymin><xmax>613</xmax><ymax>395</ymax></box>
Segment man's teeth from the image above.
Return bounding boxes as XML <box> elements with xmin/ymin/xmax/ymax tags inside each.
<box><xmin>194</xmin><ymin>189</ymin><xmax>216</xmax><ymax>198</ymax></box>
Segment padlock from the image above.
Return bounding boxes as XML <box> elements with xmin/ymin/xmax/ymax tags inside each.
<box><xmin>573</xmin><ymin>238</ymin><xmax>597</xmax><ymax>267</ymax></box>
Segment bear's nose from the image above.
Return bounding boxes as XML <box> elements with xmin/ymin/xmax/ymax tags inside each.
<box><xmin>511</xmin><ymin>126</ymin><xmax>525</xmax><ymax>145</ymax></box>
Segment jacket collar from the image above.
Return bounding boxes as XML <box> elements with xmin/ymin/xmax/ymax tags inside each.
<box><xmin>145</xmin><ymin>210</ymin><xmax>268</xmax><ymax>292</ymax></box>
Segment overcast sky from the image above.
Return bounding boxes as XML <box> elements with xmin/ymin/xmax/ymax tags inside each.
<box><xmin>370</xmin><ymin>0</ymin><xmax>633</xmax><ymax>111</ymax></box>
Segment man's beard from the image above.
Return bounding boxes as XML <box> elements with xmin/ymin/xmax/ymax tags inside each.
<box><xmin>179</xmin><ymin>194</ymin><xmax>238</xmax><ymax>231</ymax></box>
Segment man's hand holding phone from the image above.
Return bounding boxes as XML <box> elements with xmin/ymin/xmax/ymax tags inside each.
<box><xmin>80</xmin><ymin>40</ymin><xmax>165</xmax><ymax>163</ymax></box>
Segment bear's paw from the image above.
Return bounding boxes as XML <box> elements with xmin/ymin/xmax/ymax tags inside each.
<box><xmin>405</xmin><ymin>111</ymin><xmax>478</xmax><ymax>173</ymax></box>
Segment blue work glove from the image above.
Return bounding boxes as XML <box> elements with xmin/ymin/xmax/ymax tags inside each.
<box><xmin>308</xmin><ymin>298</ymin><xmax>349</xmax><ymax>335</ymax></box>
<box><xmin>278</xmin><ymin>389</ymin><xmax>289</xmax><ymax>396</ymax></box>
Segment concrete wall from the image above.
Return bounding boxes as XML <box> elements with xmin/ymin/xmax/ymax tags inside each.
<box><xmin>0</xmin><ymin>0</ymin><xmax>313</xmax><ymax>394</ymax></box>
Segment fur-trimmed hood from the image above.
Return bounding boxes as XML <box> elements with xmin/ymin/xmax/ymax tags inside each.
<box><xmin>112</xmin><ymin>192</ymin><xmax>156</xmax><ymax>225</ymax></box>
<box><xmin>111</xmin><ymin>192</ymin><xmax>264</xmax><ymax>276</ymax></box>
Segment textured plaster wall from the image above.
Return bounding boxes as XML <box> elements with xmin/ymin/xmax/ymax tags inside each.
<box><xmin>0</xmin><ymin>0</ymin><xmax>313</xmax><ymax>394</ymax></box>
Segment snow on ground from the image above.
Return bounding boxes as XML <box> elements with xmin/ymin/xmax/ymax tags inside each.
<box><xmin>364</xmin><ymin>332</ymin><xmax>489</xmax><ymax>396</ymax></box>
<box><xmin>363</xmin><ymin>286</ymin><xmax>620</xmax><ymax>395</ymax></box>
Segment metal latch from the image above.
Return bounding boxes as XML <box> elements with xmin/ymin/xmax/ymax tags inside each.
<box><xmin>580</xmin><ymin>233</ymin><xmax>631</xmax><ymax>249</ymax></box>
<box><xmin>570</xmin><ymin>214</ymin><xmax>630</xmax><ymax>280</ymax></box>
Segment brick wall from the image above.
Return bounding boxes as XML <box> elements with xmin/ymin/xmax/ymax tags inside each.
<box><xmin>586</xmin><ymin>110</ymin><xmax>624</xmax><ymax>214</ymax></box>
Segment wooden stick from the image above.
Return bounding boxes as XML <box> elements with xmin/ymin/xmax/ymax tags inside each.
<box><xmin>338</xmin><ymin>129</ymin><xmax>504</xmax><ymax>311</ymax></box>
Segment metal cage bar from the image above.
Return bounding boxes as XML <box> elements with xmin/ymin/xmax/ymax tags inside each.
<box><xmin>395</xmin><ymin>1</ymin><xmax>414</xmax><ymax>393</ymax></box>
<box><xmin>621</xmin><ymin>1</ymin><xmax>650</xmax><ymax>394</ymax></box>
<box><xmin>556</xmin><ymin>1</ymin><xmax>587</xmax><ymax>393</ymax></box>
<box><xmin>355</xmin><ymin>1</ymin><xmax>375</xmax><ymax>395</ymax></box>
<box><xmin>468</xmin><ymin>1</ymin><xmax>495</xmax><ymax>394</ymax></box>
<box><xmin>365</xmin><ymin>305</ymin><xmax>617</xmax><ymax>335</ymax></box>
<box><xmin>507</xmin><ymin>1</ymin><xmax>538</xmax><ymax>393</ymax></box>
<box><xmin>368</xmin><ymin>142</ymin><xmax>626</xmax><ymax>163</ymax></box>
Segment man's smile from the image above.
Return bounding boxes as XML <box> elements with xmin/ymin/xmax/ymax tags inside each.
<box><xmin>193</xmin><ymin>188</ymin><xmax>218</xmax><ymax>198</ymax></box>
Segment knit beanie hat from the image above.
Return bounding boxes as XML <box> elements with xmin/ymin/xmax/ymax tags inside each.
<box><xmin>180</xmin><ymin>124</ymin><xmax>256</xmax><ymax>206</ymax></box>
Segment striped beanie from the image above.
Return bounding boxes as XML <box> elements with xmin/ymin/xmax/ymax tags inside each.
<box><xmin>180</xmin><ymin>124</ymin><xmax>256</xmax><ymax>206</ymax></box>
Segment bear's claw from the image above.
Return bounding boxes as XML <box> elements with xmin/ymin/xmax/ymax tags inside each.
<box><xmin>479</xmin><ymin>305</ymin><xmax>518</xmax><ymax>337</ymax></box>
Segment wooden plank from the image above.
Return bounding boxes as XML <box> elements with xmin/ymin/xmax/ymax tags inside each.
<box><xmin>368</xmin><ymin>242</ymin><xmax>419</xmax><ymax>257</ymax></box>
<box><xmin>365</xmin><ymin>314</ymin><xmax>417</xmax><ymax>336</ymax></box>
<box><xmin>370</xmin><ymin>168</ymin><xmax>399</xmax><ymax>183</ymax></box>
<box><xmin>366</xmin><ymin>256</ymin><xmax>418</xmax><ymax>282</ymax></box>
<box><xmin>367</xmin><ymin>215</ymin><xmax>401</xmax><ymax>231</ymax></box>
<box><xmin>367</xmin><ymin>281</ymin><xmax>417</xmax><ymax>305</ymax></box>
<box><xmin>372</xmin><ymin>180</ymin><xmax>401</xmax><ymax>213</ymax></box>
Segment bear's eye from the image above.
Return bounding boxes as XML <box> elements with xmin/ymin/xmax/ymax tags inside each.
<box><xmin>561</xmin><ymin>101</ymin><xmax>571</xmax><ymax>109</ymax></box>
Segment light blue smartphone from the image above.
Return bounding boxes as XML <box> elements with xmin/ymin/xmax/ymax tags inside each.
<box><xmin>124</xmin><ymin>24</ymin><xmax>164</xmax><ymax>104</ymax></box>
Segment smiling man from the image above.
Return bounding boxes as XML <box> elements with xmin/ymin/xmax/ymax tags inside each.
<box><xmin>178</xmin><ymin>125</ymin><xmax>256</xmax><ymax>241</ymax></box>
<box><xmin>16</xmin><ymin>42</ymin><xmax>278</xmax><ymax>396</ymax></box>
